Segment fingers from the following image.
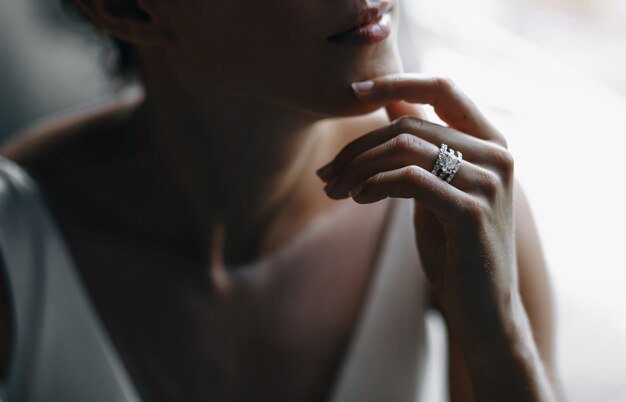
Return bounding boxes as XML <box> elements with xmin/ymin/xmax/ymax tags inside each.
<box><xmin>316</xmin><ymin>73</ymin><xmax>514</xmax><ymax>225</ymax></box>
<box><xmin>317</xmin><ymin>115</ymin><xmax>503</xmax><ymax>182</ymax></box>
<box><xmin>348</xmin><ymin>165</ymin><xmax>476</xmax><ymax>223</ymax></box>
<box><xmin>322</xmin><ymin>133</ymin><xmax>492</xmax><ymax>199</ymax></box>
<box><xmin>316</xmin><ymin>122</ymin><xmax>399</xmax><ymax>179</ymax></box>
<box><xmin>352</xmin><ymin>74</ymin><xmax>505</xmax><ymax>145</ymax></box>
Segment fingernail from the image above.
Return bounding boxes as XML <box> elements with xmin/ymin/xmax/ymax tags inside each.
<box><xmin>351</xmin><ymin>80</ymin><xmax>374</xmax><ymax>95</ymax></box>
<box><xmin>349</xmin><ymin>183</ymin><xmax>366</xmax><ymax>198</ymax></box>
<box><xmin>324</xmin><ymin>177</ymin><xmax>340</xmax><ymax>195</ymax></box>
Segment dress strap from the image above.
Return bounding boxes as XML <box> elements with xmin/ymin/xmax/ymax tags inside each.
<box><xmin>329</xmin><ymin>197</ymin><xmax>428</xmax><ymax>402</ymax></box>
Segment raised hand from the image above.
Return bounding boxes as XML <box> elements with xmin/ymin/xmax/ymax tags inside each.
<box><xmin>317</xmin><ymin>74</ymin><xmax>557</xmax><ymax>401</ymax></box>
<box><xmin>318</xmin><ymin>74</ymin><xmax>516</xmax><ymax>338</ymax></box>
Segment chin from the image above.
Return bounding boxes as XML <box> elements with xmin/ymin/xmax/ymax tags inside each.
<box><xmin>251</xmin><ymin>41</ymin><xmax>404</xmax><ymax>119</ymax></box>
<box><xmin>315</xmin><ymin>95</ymin><xmax>389</xmax><ymax>118</ymax></box>
<box><xmin>308</xmin><ymin>51</ymin><xmax>404</xmax><ymax>117</ymax></box>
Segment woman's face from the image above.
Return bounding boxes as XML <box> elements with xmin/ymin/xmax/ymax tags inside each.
<box><xmin>160</xmin><ymin>0</ymin><xmax>402</xmax><ymax>117</ymax></box>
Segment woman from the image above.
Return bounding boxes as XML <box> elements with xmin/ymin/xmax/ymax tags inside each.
<box><xmin>0</xmin><ymin>0</ymin><xmax>560</xmax><ymax>401</ymax></box>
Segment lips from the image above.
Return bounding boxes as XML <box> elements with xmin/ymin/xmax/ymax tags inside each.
<box><xmin>327</xmin><ymin>2</ymin><xmax>393</xmax><ymax>41</ymax></box>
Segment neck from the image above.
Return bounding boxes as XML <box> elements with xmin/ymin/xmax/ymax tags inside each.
<box><xmin>130</xmin><ymin>76</ymin><xmax>338</xmax><ymax>265</ymax></box>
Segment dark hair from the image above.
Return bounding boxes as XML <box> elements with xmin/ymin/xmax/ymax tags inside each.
<box><xmin>59</xmin><ymin>0</ymin><xmax>138</xmax><ymax>81</ymax></box>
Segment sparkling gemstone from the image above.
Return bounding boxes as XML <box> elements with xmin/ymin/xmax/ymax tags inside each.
<box><xmin>441</xmin><ymin>153</ymin><xmax>459</xmax><ymax>173</ymax></box>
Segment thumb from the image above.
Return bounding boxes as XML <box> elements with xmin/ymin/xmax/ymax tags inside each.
<box><xmin>385</xmin><ymin>101</ymin><xmax>428</xmax><ymax>122</ymax></box>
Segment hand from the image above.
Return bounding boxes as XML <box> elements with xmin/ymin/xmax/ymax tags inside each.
<box><xmin>317</xmin><ymin>74</ymin><xmax>518</xmax><ymax>344</ymax></box>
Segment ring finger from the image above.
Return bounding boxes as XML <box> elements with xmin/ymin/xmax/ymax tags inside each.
<box><xmin>323</xmin><ymin>133</ymin><xmax>493</xmax><ymax>200</ymax></box>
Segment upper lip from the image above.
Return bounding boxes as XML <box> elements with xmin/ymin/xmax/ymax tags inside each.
<box><xmin>327</xmin><ymin>2</ymin><xmax>393</xmax><ymax>38</ymax></box>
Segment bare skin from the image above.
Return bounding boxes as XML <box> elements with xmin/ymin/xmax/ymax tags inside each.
<box><xmin>320</xmin><ymin>77</ymin><xmax>561</xmax><ymax>401</ymax></box>
<box><xmin>0</xmin><ymin>99</ymin><xmax>399</xmax><ymax>401</ymax></box>
<box><xmin>0</xmin><ymin>93</ymin><xmax>561</xmax><ymax>402</ymax></box>
<box><xmin>0</xmin><ymin>0</ymin><xmax>561</xmax><ymax>400</ymax></box>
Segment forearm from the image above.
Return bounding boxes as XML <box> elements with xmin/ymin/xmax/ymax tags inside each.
<box><xmin>454</xmin><ymin>292</ymin><xmax>558</xmax><ymax>402</ymax></box>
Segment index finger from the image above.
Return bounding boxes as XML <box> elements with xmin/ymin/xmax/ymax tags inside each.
<box><xmin>352</xmin><ymin>74</ymin><xmax>504</xmax><ymax>144</ymax></box>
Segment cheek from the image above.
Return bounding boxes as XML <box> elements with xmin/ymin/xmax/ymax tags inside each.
<box><xmin>175</xmin><ymin>2</ymin><xmax>318</xmax><ymax>72</ymax></box>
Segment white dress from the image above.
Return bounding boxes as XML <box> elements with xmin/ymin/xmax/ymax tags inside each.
<box><xmin>0</xmin><ymin>154</ymin><xmax>429</xmax><ymax>402</ymax></box>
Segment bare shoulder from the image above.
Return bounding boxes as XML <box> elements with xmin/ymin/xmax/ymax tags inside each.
<box><xmin>332</xmin><ymin>107</ymin><xmax>390</xmax><ymax>132</ymax></box>
<box><xmin>1</xmin><ymin>96</ymin><xmax>140</xmax><ymax>176</ymax></box>
<box><xmin>0</xmin><ymin>96</ymin><xmax>142</xmax><ymax>379</ymax></box>
<box><xmin>322</xmin><ymin>108</ymin><xmax>390</xmax><ymax>152</ymax></box>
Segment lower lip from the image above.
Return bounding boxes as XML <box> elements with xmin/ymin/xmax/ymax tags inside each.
<box><xmin>327</xmin><ymin>12</ymin><xmax>392</xmax><ymax>45</ymax></box>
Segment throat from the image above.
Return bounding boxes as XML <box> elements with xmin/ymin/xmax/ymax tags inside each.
<box><xmin>210</xmin><ymin>173</ymin><xmax>339</xmax><ymax>270</ymax></box>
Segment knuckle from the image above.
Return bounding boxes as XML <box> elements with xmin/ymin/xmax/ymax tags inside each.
<box><xmin>392</xmin><ymin>115</ymin><xmax>420</xmax><ymax>132</ymax></box>
<box><xmin>434</xmin><ymin>76</ymin><xmax>456</xmax><ymax>93</ymax></box>
<box><xmin>401</xmin><ymin>164</ymin><xmax>423</xmax><ymax>182</ymax></box>
<box><xmin>391</xmin><ymin>133</ymin><xmax>421</xmax><ymax>153</ymax></box>
<box><xmin>493</xmin><ymin>134</ymin><xmax>509</xmax><ymax>149</ymax></box>
<box><xmin>431</xmin><ymin>76</ymin><xmax>457</xmax><ymax>109</ymax></box>
<box><xmin>487</xmin><ymin>145</ymin><xmax>515</xmax><ymax>175</ymax></box>
<box><xmin>367</xmin><ymin>172</ymin><xmax>384</xmax><ymax>187</ymax></box>
<box><xmin>457</xmin><ymin>198</ymin><xmax>489</xmax><ymax>224</ymax></box>
<box><xmin>477</xmin><ymin>169</ymin><xmax>502</xmax><ymax>200</ymax></box>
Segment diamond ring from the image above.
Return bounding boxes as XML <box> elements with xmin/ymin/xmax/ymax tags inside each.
<box><xmin>431</xmin><ymin>143</ymin><xmax>463</xmax><ymax>183</ymax></box>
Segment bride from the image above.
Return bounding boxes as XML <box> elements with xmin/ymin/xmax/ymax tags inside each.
<box><xmin>0</xmin><ymin>0</ymin><xmax>560</xmax><ymax>400</ymax></box>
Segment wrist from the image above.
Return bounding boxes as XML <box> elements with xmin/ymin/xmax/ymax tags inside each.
<box><xmin>443</xmin><ymin>285</ymin><xmax>527</xmax><ymax>352</ymax></box>
<box><xmin>451</xmin><ymin>294</ymin><xmax>557</xmax><ymax>401</ymax></box>
<box><xmin>455</xmin><ymin>289</ymin><xmax>529</xmax><ymax>356</ymax></box>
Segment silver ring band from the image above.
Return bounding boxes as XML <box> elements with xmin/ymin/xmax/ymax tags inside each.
<box><xmin>431</xmin><ymin>143</ymin><xmax>463</xmax><ymax>183</ymax></box>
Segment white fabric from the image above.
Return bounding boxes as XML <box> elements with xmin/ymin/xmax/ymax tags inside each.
<box><xmin>0</xmin><ymin>154</ymin><xmax>428</xmax><ymax>402</ymax></box>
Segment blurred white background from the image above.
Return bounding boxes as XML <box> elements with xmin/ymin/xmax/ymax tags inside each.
<box><xmin>400</xmin><ymin>1</ymin><xmax>626</xmax><ymax>401</ymax></box>
<box><xmin>1</xmin><ymin>0</ymin><xmax>625</xmax><ymax>401</ymax></box>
